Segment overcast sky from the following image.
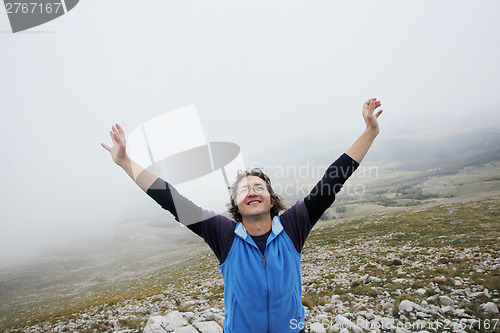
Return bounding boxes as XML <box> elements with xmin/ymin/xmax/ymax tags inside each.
<box><xmin>1</xmin><ymin>0</ymin><xmax>499</xmax><ymax>264</ymax></box>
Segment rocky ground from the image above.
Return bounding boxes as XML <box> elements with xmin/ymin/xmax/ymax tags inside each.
<box><xmin>3</xmin><ymin>197</ymin><xmax>499</xmax><ymax>333</ymax></box>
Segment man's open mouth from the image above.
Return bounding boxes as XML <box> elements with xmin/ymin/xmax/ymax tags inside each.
<box><xmin>247</xmin><ymin>200</ymin><xmax>261</xmax><ymax>205</ymax></box>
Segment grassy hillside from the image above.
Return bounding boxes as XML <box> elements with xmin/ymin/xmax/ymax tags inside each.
<box><xmin>1</xmin><ymin>195</ymin><xmax>498</xmax><ymax>332</ymax></box>
<box><xmin>1</xmin><ymin>129</ymin><xmax>499</xmax><ymax>332</ymax></box>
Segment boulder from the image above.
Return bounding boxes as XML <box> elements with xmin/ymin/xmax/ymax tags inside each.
<box><xmin>335</xmin><ymin>315</ymin><xmax>363</xmax><ymax>333</ymax></box>
<box><xmin>439</xmin><ymin>296</ymin><xmax>454</xmax><ymax>306</ymax></box>
<box><xmin>395</xmin><ymin>327</ymin><xmax>411</xmax><ymax>333</ymax></box>
<box><xmin>181</xmin><ymin>312</ymin><xmax>195</xmax><ymax>321</ymax></box>
<box><xmin>416</xmin><ymin>288</ymin><xmax>426</xmax><ymax>295</ymax></box>
<box><xmin>144</xmin><ymin>311</ymin><xmax>188</xmax><ymax>333</ymax></box>
<box><xmin>364</xmin><ymin>312</ymin><xmax>375</xmax><ymax>320</ymax></box>
<box><xmin>440</xmin><ymin>306</ymin><xmax>454</xmax><ymax>314</ymax></box>
<box><xmin>398</xmin><ymin>300</ymin><xmax>414</xmax><ymax>312</ymax></box>
<box><xmin>310</xmin><ymin>322</ymin><xmax>327</xmax><ymax>333</ymax></box>
<box><xmin>468</xmin><ymin>291</ymin><xmax>484</xmax><ymax>298</ymax></box>
<box><xmin>172</xmin><ymin>326</ymin><xmax>198</xmax><ymax>333</ymax></box>
<box><xmin>380</xmin><ymin>317</ymin><xmax>394</xmax><ymax>329</ymax></box>
<box><xmin>356</xmin><ymin>316</ymin><xmax>369</xmax><ymax>330</ymax></box>
<box><xmin>202</xmin><ymin>310</ymin><xmax>216</xmax><ymax>321</ymax></box>
<box><xmin>193</xmin><ymin>321</ymin><xmax>223</xmax><ymax>333</ymax></box>
<box><xmin>482</xmin><ymin>302</ymin><xmax>499</xmax><ymax>314</ymax></box>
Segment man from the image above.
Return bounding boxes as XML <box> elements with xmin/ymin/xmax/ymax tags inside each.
<box><xmin>102</xmin><ymin>98</ymin><xmax>383</xmax><ymax>332</ymax></box>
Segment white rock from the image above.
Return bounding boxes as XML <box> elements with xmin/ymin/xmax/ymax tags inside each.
<box><xmin>429</xmin><ymin>305</ymin><xmax>440</xmax><ymax>314</ymax></box>
<box><xmin>342</xmin><ymin>312</ymin><xmax>353</xmax><ymax>319</ymax></box>
<box><xmin>468</xmin><ymin>291</ymin><xmax>484</xmax><ymax>298</ymax></box>
<box><xmin>193</xmin><ymin>321</ymin><xmax>223</xmax><ymax>333</ymax></box>
<box><xmin>335</xmin><ymin>315</ymin><xmax>363</xmax><ymax>333</ymax></box>
<box><xmin>399</xmin><ymin>300</ymin><xmax>414</xmax><ymax>312</ymax></box>
<box><xmin>316</xmin><ymin>314</ymin><xmax>329</xmax><ymax>322</ymax></box>
<box><xmin>365</xmin><ymin>312</ymin><xmax>375</xmax><ymax>320</ymax></box>
<box><xmin>439</xmin><ymin>296</ymin><xmax>454</xmax><ymax>306</ymax></box>
<box><xmin>181</xmin><ymin>312</ymin><xmax>195</xmax><ymax>321</ymax></box>
<box><xmin>143</xmin><ymin>316</ymin><xmax>169</xmax><ymax>333</ymax></box>
<box><xmin>417</xmin><ymin>324</ymin><xmax>434</xmax><ymax>333</ymax></box>
<box><xmin>482</xmin><ymin>302</ymin><xmax>499</xmax><ymax>314</ymax></box>
<box><xmin>395</xmin><ymin>327</ymin><xmax>411</xmax><ymax>333</ymax></box>
<box><xmin>356</xmin><ymin>316</ymin><xmax>369</xmax><ymax>329</ymax></box>
<box><xmin>172</xmin><ymin>326</ymin><xmax>198</xmax><ymax>333</ymax></box>
<box><xmin>454</xmin><ymin>309</ymin><xmax>473</xmax><ymax>318</ymax></box>
<box><xmin>144</xmin><ymin>312</ymin><xmax>188</xmax><ymax>333</ymax></box>
<box><xmin>416</xmin><ymin>288</ymin><xmax>426</xmax><ymax>295</ymax></box>
<box><xmin>380</xmin><ymin>317</ymin><xmax>394</xmax><ymax>329</ymax></box>
<box><xmin>416</xmin><ymin>311</ymin><xmax>429</xmax><ymax>318</ymax></box>
<box><xmin>332</xmin><ymin>324</ymin><xmax>341</xmax><ymax>331</ymax></box>
<box><xmin>202</xmin><ymin>311</ymin><xmax>216</xmax><ymax>321</ymax></box>
<box><xmin>310</xmin><ymin>322</ymin><xmax>327</xmax><ymax>333</ymax></box>
<box><xmin>440</xmin><ymin>306</ymin><xmax>454</xmax><ymax>314</ymax></box>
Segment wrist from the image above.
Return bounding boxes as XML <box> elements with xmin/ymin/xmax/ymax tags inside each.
<box><xmin>116</xmin><ymin>154</ymin><xmax>131</xmax><ymax>168</ymax></box>
<box><xmin>364</xmin><ymin>126</ymin><xmax>379</xmax><ymax>138</ymax></box>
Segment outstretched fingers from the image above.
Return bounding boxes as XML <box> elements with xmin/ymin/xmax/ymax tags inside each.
<box><xmin>101</xmin><ymin>142</ymin><xmax>111</xmax><ymax>152</ymax></box>
<box><xmin>116</xmin><ymin>123</ymin><xmax>124</xmax><ymax>133</ymax></box>
<box><xmin>366</xmin><ymin>99</ymin><xmax>382</xmax><ymax>113</ymax></box>
<box><xmin>110</xmin><ymin>130</ymin><xmax>117</xmax><ymax>144</ymax></box>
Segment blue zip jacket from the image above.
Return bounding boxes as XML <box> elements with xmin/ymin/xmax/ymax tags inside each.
<box><xmin>221</xmin><ymin>212</ymin><xmax>305</xmax><ymax>332</ymax></box>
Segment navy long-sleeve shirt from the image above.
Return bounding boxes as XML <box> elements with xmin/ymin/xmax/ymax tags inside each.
<box><xmin>146</xmin><ymin>153</ymin><xmax>359</xmax><ymax>264</ymax></box>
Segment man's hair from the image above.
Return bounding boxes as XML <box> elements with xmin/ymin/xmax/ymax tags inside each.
<box><xmin>227</xmin><ymin>168</ymin><xmax>286</xmax><ymax>221</ymax></box>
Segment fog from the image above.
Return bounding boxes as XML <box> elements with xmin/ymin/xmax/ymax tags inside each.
<box><xmin>1</xmin><ymin>0</ymin><xmax>499</xmax><ymax>265</ymax></box>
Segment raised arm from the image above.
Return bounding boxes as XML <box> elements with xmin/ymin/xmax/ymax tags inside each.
<box><xmin>101</xmin><ymin>124</ymin><xmax>235</xmax><ymax>261</ymax></box>
<box><xmin>303</xmin><ymin>98</ymin><xmax>383</xmax><ymax>224</ymax></box>
<box><xmin>101</xmin><ymin>123</ymin><xmax>157</xmax><ymax>192</ymax></box>
<box><xmin>345</xmin><ymin>98</ymin><xmax>383</xmax><ymax>163</ymax></box>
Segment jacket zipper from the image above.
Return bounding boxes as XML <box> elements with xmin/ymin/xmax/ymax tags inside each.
<box><xmin>263</xmin><ymin>252</ymin><xmax>270</xmax><ymax>332</ymax></box>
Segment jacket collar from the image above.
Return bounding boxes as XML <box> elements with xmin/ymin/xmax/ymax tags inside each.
<box><xmin>235</xmin><ymin>215</ymin><xmax>283</xmax><ymax>241</ymax></box>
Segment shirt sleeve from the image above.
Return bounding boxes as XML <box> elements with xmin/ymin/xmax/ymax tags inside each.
<box><xmin>146</xmin><ymin>178</ymin><xmax>235</xmax><ymax>264</ymax></box>
<box><xmin>280</xmin><ymin>200</ymin><xmax>313</xmax><ymax>253</ymax></box>
<box><xmin>303</xmin><ymin>153</ymin><xmax>359</xmax><ymax>225</ymax></box>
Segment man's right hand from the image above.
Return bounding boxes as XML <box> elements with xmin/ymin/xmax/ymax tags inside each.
<box><xmin>101</xmin><ymin>123</ymin><xmax>129</xmax><ymax>166</ymax></box>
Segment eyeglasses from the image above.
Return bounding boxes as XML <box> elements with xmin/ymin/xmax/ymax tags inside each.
<box><xmin>237</xmin><ymin>184</ymin><xmax>267</xmax><ymax>197</ymax></box>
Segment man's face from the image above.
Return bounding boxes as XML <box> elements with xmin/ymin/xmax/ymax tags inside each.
<box><xmin>236</xmin><ymin>175</ymin><xmax>274</xmax><ymax>221</ymax></box>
